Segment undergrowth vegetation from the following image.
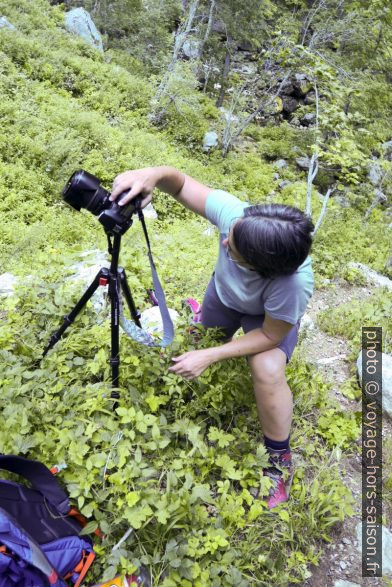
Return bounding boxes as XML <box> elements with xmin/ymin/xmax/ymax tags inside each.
<box><xmin>1</xmin><ymin>273</ymin><xmax>355</xmax><ymax>584</ymax></box>
<box><xmin>0</xmin><ymin>0</ymin><xmax>390</xmax><ymax>584</ymax></box>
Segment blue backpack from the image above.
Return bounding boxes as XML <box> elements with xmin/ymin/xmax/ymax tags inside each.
<box><xmin>0</xmin><ymin>455</ymin><xmax>95</xmax><ymax>587</ymax></box>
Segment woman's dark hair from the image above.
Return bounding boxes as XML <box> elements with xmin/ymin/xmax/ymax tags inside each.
<box><xmin>232</xmin><ymin>204</ymin><xmax>314</xmax><ymax>278</ymax></box>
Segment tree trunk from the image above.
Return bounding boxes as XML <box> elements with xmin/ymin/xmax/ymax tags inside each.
<box><xmin>221</xmin><ymin>74</ymin><xmax>290</xmax><ymax>157</ymax></box>
<box><xmin>215</xmin><ymin>42</ymin><xmax>231</xmax><ymax>108</ymax></box>
<box><xmin>199</xmin><ymin>0</ymin><xmax>215</xmax><ymax>59</ymax></box>
<box><xmin>151</xmin><ymin>0</ymin><xmax>200</xmax><ymax>115</ymax></box>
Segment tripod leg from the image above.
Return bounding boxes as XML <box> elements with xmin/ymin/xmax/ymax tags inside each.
<box><xmin>109</xmin><ymin>271</ymin><xmax>121</xmax><ymax>397</ymax></box>
<box><xmin>119</xmin><ymin>267</ymin><xmax>142</xmax><ymax>328</ymax></box>
<box><xmin>42</xmin><ymin>268</ymin><xmax>109</xmax><ymax>358</ymax></box>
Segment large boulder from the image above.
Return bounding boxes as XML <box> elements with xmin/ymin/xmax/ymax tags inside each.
<box><xmin>203</xmin><ymin>131</ymin><xmax>218</xmax><ymax>152</ymax></box>
<box><xmin>304</xmin><ymin>91</ymin><xmax>316</xmax><ymax>105</ymax></box>
<box><xmin>280</xmin><ymin>74</ymin><xmax>312</xmax><ymax>98</ymax></box>
<box><xmin>382</xmin><ymin>140</ymin><xmax>392</xmax><ymax>161</ymax></box>
<box><xmin>357</xmin><ymin>351</ymin><xmax>392</xmax><ymax>418</ymax></box>
<box><xmin>368</xmin><ymin>162</ymin><xmax>382</xmax><ymax>186</ymax></box>
<box><xmin>301</xmin><ymin>112</ymin><xmax>316</xmax><ymax>126</ymax></box>
<box><xmin>282</xmin><ymin>96</ymin><xmax>299</xmax><ymax>114</ymax></box>
<box><xmin>280</xmin><ymin>80</ymin><xmax>295</xmax><ymax>96</ymax></box>
<box><xmin>237</xmin><ymin>39</ymin><xmax>254</xmax><ymax>52</ymax></box>
<box><xmin>238</xmin><ymin>62</ymin><xmax>258</xmax><ymax>76</ymax></box>
<box><xmin>295</xmin><ymin>156</ymin><xmax>311</xmax><ymax>170</ymax></box>
<box><xmin>182</xmin><ymin>38</ymin><xmax>201</xmax><ymax>60</ymax></box>
<box><xmin>292</xmin><ymin>73</ymin><xmax>312</xmax><ymax>97</ymax></box>
<box><xmin>65</xmin><ymin>8</ymin><xmax>103</xmax><ymax>53</ymax></box>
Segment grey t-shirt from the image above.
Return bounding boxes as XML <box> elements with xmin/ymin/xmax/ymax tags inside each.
<box><xmin>205</xmin><ymin>189</ymin><xmax>314</xmax><ymax>325</ymax></box>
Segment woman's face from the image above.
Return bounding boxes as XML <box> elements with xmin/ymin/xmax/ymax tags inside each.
<box><xmin>222</xmin><ymin>220</ymin><xmax>255</xmax><ymax>270</ymax></box>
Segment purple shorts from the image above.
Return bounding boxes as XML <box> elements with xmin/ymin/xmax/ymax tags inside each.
<box><xmin>201</xmin><ymin>277</ymin><xmax>300</xmax><ymax>364</ymax></box>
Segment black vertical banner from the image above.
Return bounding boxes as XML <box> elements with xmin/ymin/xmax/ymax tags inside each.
<box><xmin>361</xmin><ymin>327</ymin><xmax>382</xmax><ymax>577</ymax></box>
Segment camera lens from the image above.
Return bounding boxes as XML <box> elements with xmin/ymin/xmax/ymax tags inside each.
<box><xmin>62</xmin><ymin>170</ymin><xmax>110</xmax><ymax>215</ymax></box>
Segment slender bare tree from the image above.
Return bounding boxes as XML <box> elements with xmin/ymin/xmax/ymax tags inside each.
<box><xmin>150</xmin><ymin>0</ymin><xmax>200</xmax><ymax>120</ymax></box>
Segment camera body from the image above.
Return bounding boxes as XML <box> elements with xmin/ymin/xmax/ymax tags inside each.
<box><xmin>62</xmin><ymin>170</ymin><xmax>141</xmax><ymax>235</ymax></box>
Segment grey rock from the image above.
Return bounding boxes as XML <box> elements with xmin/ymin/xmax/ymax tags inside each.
<box><xmin>333</xmin><ymin>582</ymin><xmax>360</xmax><ymax>587</ymax></box>
<box><xmin>237</xmin><ymin>39</ymin><xmax>253</xmax><ymax>51</ymax></box>
<box><xmin>237</xmin><ymin>62</ymin><xmax>258</xmax><ymax>76</ymax></box>
<box><xmin>274</xmin><ymin>159</ymin><xmax>288</xmax><ymax>169</ymax></box>
<box><xmin>334</xmin><ymin>194</ymin><xmax>351</xmax><ymax>208</ymax></box>
<box><xmin>299</xmin><ymin>313</ymin><xmax>315</xmax><ymax>335</ymax></box>
<box><xmin>273</xmin><ymin>173</ymin><xmax>280</xmax><ymax>181</ymax></box>
<box><xmin>182</xmin><ymin>38</ymin><xmax>200</xmax><ymax>59</ymax></box>
<box><xmin>301</xmin><ymin>113</ymin><xmax>316</xmax><ymax>126</ymax></box>
<box><xmin>382</xmin><ymin>140</ymin><xmax>392</xmax><ymax>161</ymax></box>
<box><xmin>304</xmin><ymin>91</ymin><xmax>316</xmax><ymax>105</ymax></box>
<box><xmin>342</xmin><ymin>537</ymin><xmax>351</xmax><ymax>545</ymax></box>
<box><xmin>203</xmin><ymin>131</ymin><xmax>219</xmax><ymax>151</ymax></box>
<box><xmin>212</xmin><ymin>19</ymin><xmax>225</xmax><ymax>35</ymax></box>
<box><xmin>281</xmin><ymin>74</ymin><xmax>312</xmax><ymax>97</ymax></box>
<box><xmin>356</xmin><ymin>523</ymin><xmax>392</xmax><ymax>575</ymax></box>
<box><xmin>65</xmin><ymin>8</ymin><xmax>103</xmax><ymax>52</ymax></box>
<box><xmin>374</xmin><ymin>188</ymin><xmax>387</xmax><ymax>205</ymax></box>
<box><xmin>296</xmin><ymin>156</ymin><xmax>311</xmax><ymax>170</ymax></box>
<box><xmin>282</xmin><ymin>96</ymin><xmax>299</xmax><ymax>114</ymax></box>
<box><xmin>292</xmin><ymin>74</ymin><xmax>312</xmax><ymax>97</ymax></box>
<box><xmin>278</xmin><ymin>180</ymin><xmax>291</xmax><ymax>189</ymax></box>
<box><xmin>357</xmin><ymin>351</ymin><xmax>392</xmax><ymax>417</ymax></box>
<box><xmin>348</xmin><ymin>262</ymin><xmax>392</xmax><ymax>291</ymax></box>
<box><xmin>0</xmin><ymin>16</ymin><xmax>15</xmax><ymax>30</ymax></box>
<box><xmin>316</xmin><ymin>354</ymin><xmax>347</xmax><ymax>365</ymax></box>
<box><xmin>339</xmin><ymin>560</ymin><xmax>347</xmax><ymax>570</ymax></box>
<box><xmin>0</xmin><ymin>273</ymin><xmax>17</xmax><ymax>296</ymax></box>
<box><xmin>368</xmin><ymin>162</ymin><xmax>383</xmax><ymax>186</ymax></box>
<box><xmin>281</xmin><ymin>81</ymin><xmax>295</xmax><ymax>96</ymax></box>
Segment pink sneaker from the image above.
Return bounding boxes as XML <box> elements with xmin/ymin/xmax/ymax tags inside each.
<box><xmin>263</xmin><ymin>452</ymin><xmax>293</xmax><ymax>509</ymax></box>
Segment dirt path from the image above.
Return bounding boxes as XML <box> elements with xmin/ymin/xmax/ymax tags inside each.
<box><xmin>299</xmin><ymin>280</ymin><xmax>391</xmax><ymax>587</ymax></box>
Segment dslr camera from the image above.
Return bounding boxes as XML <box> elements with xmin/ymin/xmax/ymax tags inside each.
<box><xmin>63</xmin><ymin>169</ymin><xmax>141</xmax><ymax>235</ymax></box>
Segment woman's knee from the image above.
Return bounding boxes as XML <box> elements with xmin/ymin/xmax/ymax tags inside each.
<box><xmin>249</xmin><ymin>349</ymin><xmax>287</xmax><ymax>386</ymax></box>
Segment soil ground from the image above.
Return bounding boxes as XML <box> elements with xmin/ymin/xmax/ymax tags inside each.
<box><xmin>299</xmin><ymin>279</ymin><xmax>391</xmax><ymax>587</ymax></box>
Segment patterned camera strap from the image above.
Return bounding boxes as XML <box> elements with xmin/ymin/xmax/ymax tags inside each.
<box><xmin>119</xmin><ymin>209</ymin><xmax>174</xmax><ymax>348</ymax></box>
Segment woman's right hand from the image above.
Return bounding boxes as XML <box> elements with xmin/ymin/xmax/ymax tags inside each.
<box><xmin>110</xmin><ymin>167</ymin><xmax>161</xmax><ymax>208</ymax></box>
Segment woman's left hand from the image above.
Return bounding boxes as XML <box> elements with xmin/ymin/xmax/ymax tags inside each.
<box><xmin>169</xmin><ymin>349</ymin><xmax>216</xmax><ymax>379</ymax></box>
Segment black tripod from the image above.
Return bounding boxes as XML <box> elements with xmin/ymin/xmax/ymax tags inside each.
<box><xmin>42</xmin><ymin>233</ymin><xmax>140</xmax><ymax>399</ymax></box>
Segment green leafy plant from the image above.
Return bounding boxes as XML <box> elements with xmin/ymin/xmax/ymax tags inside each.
<box><xmin>1</xmin><ymin>0</ymin><xmax>390</xmax><ymax>583</ymax></box>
